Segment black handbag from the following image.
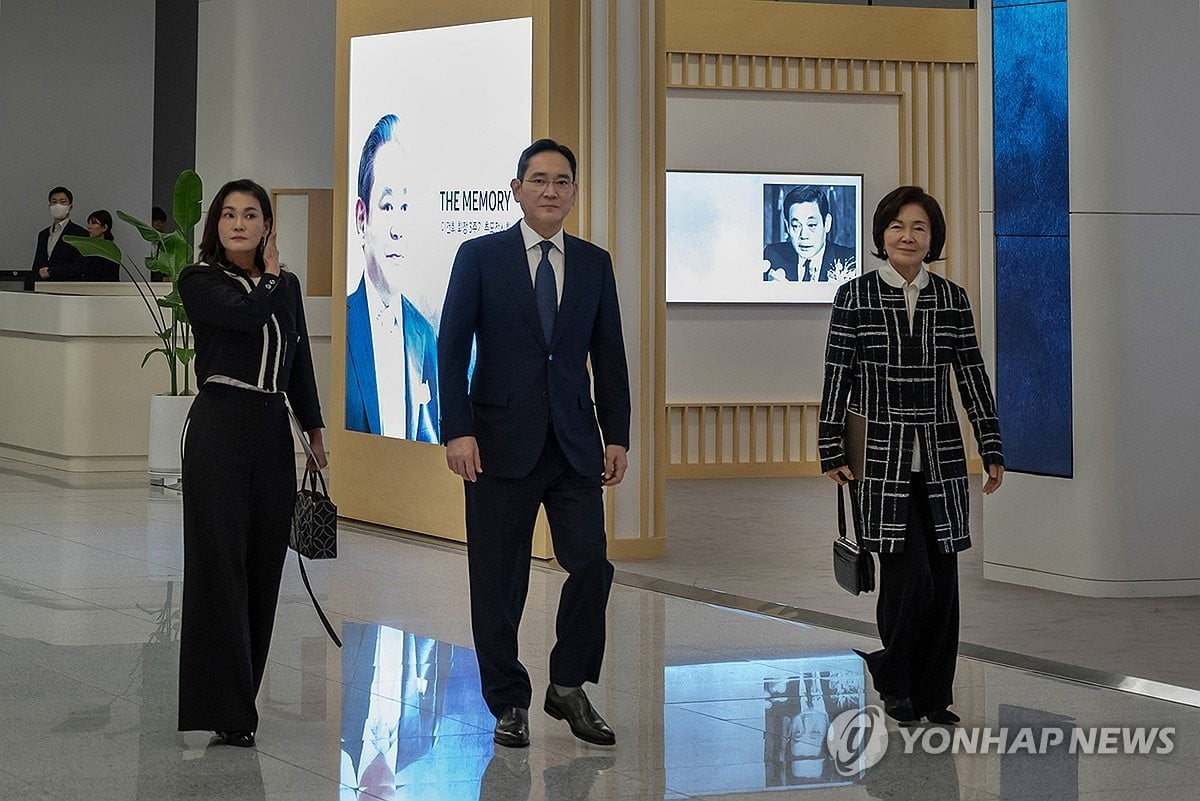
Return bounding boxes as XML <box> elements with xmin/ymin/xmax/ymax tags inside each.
<box><xmin>288</xmin><ymin>407</ymin><xmax>342</xmax><ymax>647</ymax></box>
<box><xmin>833</xmin><ymin>482</ymin><xmax>875</xmax><ymax>595</ymax></box>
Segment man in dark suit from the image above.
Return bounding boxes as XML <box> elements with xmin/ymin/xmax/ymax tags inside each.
<box><xmin>32</xmin><ymin>186</ymin><xmax>87</xmax><ymax>281</ymax></box>
<box><xmin>345</xmin><ymin>113</ymin><xmax>440</xmax><ymax>442</ymax></box>
<box><xmin>438</xmin><ymin>139</ymin><xmax>631</xmax><ymax>749</ymax></box>
<box><xmin>763</xmin><ymin>185</ymin><xmax>856</xmax><ymax>282</ymax></box>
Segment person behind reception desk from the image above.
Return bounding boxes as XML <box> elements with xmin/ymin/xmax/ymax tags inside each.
<box><xmin>764</xmin><ymin>185</ymin><xmax>855</xmax><ymax>283</ymax></box>
<box><xmin>83</xmin><ymin>210</ymin><xmax>120</xmax><ymax>281</ymax></box>
<box><xmin>439</xmin><ymin>139</ymin><xmax>631</xmax><ymax>750</ymax></box>
<box><xmin>176</xmin><ymin>179</ymin><xmax>327</xmax><ymax>748</ymax></box>
<box><xmin>345</xmin><ymin>113</ymin><xmax>440</xmax><ymax>442</ymax></box>
<box><xmin>150</xmin><ymin>206</ymin><xmax>169</xmax><ymax>281</ymax></box>
<box><xmin>820</xmin><ymin>186</ymin><xmax>1004</xmax><ymax>727</ymax></box>
<box><xmin>33</xmin><ymin>186</ymin><xmax>87</xmax><ymax>281</ymax></box>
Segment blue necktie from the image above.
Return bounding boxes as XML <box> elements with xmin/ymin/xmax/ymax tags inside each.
<box><xmin>535</xmin><ymin>240</ymin><xmax>556</xmax><ymax>345</ymax></box>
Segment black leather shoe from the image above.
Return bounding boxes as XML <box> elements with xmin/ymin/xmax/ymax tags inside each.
<box><xmin>880</xmin><ymin>695</ymin><xmax>918</xmax><ymax>725</ymax></box>
<box><xmin>927</xmin><ymin>708</ymin><xmax>961</xmax><ymax>725</ymax></box>
<box><xmin>543</xmin><ymin>686</ymin><xmax>615</xmax><ymax>746</ymax></box>
<box><xmin>493</xmin><ymin>706</ymin><xmax>530</xmax><ymax>748</ymax></box>
<box><xmin>214</xmin><ymin>730</ymin><xmax>256</xmax><ymax>748</ymax></box>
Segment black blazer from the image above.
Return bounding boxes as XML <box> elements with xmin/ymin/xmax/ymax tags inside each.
<box><xmin>438</xmin><ymin>223</ymin><xmax>631</xmax><ymax>479</ymax></box>
<box><xmin>32</xmin><ymin>220</ymin><xmax>88</xmax><ymax>280</ymax></box>
<box><xmin>179</xmin><ymin>263</ymin><xmax>324</xmax><ymax>432</ymax></box>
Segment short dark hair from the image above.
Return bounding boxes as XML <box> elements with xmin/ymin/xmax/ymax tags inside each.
<box><xmin>870</xmin><ymin>185</ymin><xmax>946</xmax><ymax>263</ymax></box>
<box><xmin>357</xmin><ymin>113</ymin><xmax>399</xmax><ymax>208</ymax></box>
<box><xmin>781</xmin><ymin>185</ymin><xmax>830</xmax><ymax>221</ymax></box>
<box><xmin>198</xmin><ymin>179</ymin><xmax>274</xmax><ymax>269</ymax></box>
<box><xmin>151</xmin><ymin>206</ymin><xmax>167</xmax><ymax>223</ymax></box>
<box><xmin>87</xmin><ymin>210</ymin><xmax>115</xmax><ymax>241</ymax></box>
<box><xmin>516</xmin><ymin>139</ymin><xmax>576</xmax><ymax>181</ymax></box>
<box><xmin>48</xmin><ymin>186</ymin><xmax>73</xmax><ymax>204</ymax></box>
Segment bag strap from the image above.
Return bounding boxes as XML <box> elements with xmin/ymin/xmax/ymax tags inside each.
<box><xmin>295</xmin><ymin>552</ymin><xmax>342</xmax><ymax>648</ymax></box>
<box><xmin>285</xmin><ymin>400</ymin><xmax>340</xmax><ymax>649</ymax></box>
<box><xmin>837</xmin><ymin>482</ymin><xmax>865</xmax><ymax>547</ymax></box>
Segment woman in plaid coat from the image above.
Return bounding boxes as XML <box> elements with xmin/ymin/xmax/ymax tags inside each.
<box><xmin>819</xmin><ymin>186</ymin><xmax>1004</xmax><ymax>725</ymax></box>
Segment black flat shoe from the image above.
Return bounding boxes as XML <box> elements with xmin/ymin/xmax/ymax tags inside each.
<box><xmin>926</xmin><ymin>709</ymin><xmax>961</xmax><ymax>725</ymax></box>
<box><xmin>493</xmin><ymin>706</ymin><xmax>530</xmax><ymax>748</ymax></box>
<box><xmin>214</xmin><ymin>730</ymin><xmax>256</xmax><ymax>748</ymax></box>
<box><xmin>880</xmin><ymin>695</ymin><xmax>918</xmax><ymax>725</ymax></box>
<box><xmin>544</xmin><ymin>686</ymin><xmax>615</xmax><ymax>746</ymax></box>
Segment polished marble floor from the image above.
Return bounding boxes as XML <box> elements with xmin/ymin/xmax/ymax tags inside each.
<box><xmin>2</xmin><ymin>458</ymin><xmax>1198</xmax><ymax>800</ymax></box>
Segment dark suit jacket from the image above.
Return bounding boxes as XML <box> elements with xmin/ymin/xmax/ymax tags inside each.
<box><xmin>345</xmin><ymin>275</ymin><xmax>440</xmax><ymax>442</ymax></box>
<box><xmin>32</xmin><ymin>220</ymin><xmax>88</xmax><ymax>280</ymax></box>
<box><xmin>438</xmin><ymin>223</ymin><xmax>631</xmax><ymax>479</ymax></box>
<box><xmin>763</xmin><ymin>240</ymin><xmax>856</xmax><ymax>282</ymax></box>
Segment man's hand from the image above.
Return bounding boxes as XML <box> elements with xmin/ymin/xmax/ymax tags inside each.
<box><xmin>982</xmin><ymin>463</ymin><xmax>1004</xmax><ymax>495</ymax></box>
<box><xmin>602</xmin><ymin>444</ymin><xmax>628</xmax><ymax>486</ymax></box>
<box><xmin>824</xmin><ymin>465</ymin><xmax>854</xmax><ymax>485</ymax></box>
<box><xmin>446</xmin><ymin>436</ymin><xmax>482</xmax><ymax>482</ymax></box>
<box><xmin>37</xmin><ymin>266</ymin><xmax>50</xmax><ymax>280</ymax></box>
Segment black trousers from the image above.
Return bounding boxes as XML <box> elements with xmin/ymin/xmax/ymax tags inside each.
<box><xmin>464</xmin><ymin>428</ymin><xmax>613</xmax><ymax>718</ymax></box>
<box><xmin>862</xmin><ymin>472</ymin><xmax>960</xmax><ymax>718</ymax></box>
<box><xmin>178</xmin><ymin>384</ymin><xmax>295</xmax><ymax>732</ymax></box>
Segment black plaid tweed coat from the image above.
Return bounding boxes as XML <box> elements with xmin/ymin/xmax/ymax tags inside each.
<box><xmin>818</xmin><ymin>270</ymin><xmax>1003</xmax><ymax>554</ymax></box>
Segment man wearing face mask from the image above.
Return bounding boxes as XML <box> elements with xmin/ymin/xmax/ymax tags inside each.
<box><xmin>33</xmin><ymin>187</ymin><xmax>88</xmax><ymax>281</ymax></box>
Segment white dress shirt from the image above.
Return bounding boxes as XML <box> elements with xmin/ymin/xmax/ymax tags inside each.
<box><xmin>364</xmin><ymin>276</ymin><xmax>430</xmax><ymax>437</ymax></box>
<box><xmin>877</xmin><ymin>262</ymin><xmax>930</xmax><ymax>472</ymax></box>
<box><xmin>519</xmin><ymin>220</ymin><xmax>564</xmax><ymax>307</ymax></box>
<box><xmin>45</xmin><ymin>218</ymin><xmax>69</xmax><ymax>257</ymax></box>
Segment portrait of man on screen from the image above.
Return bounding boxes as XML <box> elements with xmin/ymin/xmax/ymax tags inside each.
<box><xmin>345</xmin><ymin>113</ymin><xmax>441</xmax><ymax>442</ymax></box>
<box><xmin>763</xmin><ymin>184</ymin><xmax>857</xmax><ymax>284</ymax></box>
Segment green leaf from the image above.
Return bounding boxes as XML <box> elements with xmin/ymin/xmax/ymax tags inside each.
<box><xmin>62</xmin><ymin>235</ymin><xmax>122</xmax><ymax>264</ymax></box>
<box><xmin>173</xmin><ymin>170</ymin><xmax>203</xmax><ymax>232</ymax></box>
<box><xmin>175</xmin><ymin>347</ymin><xmax>196</xmax><ymax>366</ymax></box>
<box><xmin>162</xmin><ymin>234</ymin><xmax>192</xmax><ymax>273</ymax></box>
<box><xmin>116</xmin><ymin>210</ymin><xmax>165</xmax><ymax>247</ymax></box>
<box><xmin>140</xmin><ymin>347</ymin><xmax>170</xmax><ymax>368</ymax></box>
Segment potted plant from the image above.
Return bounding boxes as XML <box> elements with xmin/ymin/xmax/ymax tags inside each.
<box><xmin>65</xmin><ymin>170</ymin><xmax>203</xmax><ymax>482</ymax></box>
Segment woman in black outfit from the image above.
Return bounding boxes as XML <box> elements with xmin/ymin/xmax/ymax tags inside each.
<box><xmin>819</xmin><ymin>186</ymin><xmax>1003</xmax><ymax>726</ymax></box>
<box><xmin>84</xmin><ymin>210</ymin><xmax>120</xmax><ymax>281</ymax></box>
<box><xmin>177</xmin><ymin>179</ymin><xmax>327</xmax><ymax>747</ymax></box>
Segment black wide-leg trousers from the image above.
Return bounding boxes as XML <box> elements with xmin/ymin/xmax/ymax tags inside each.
<box><xmin>178</xmin><ymin>384</ymin><xmax>295</xmax><ymax>732</ymax></box>
<box><xmin>464</xmin><ymin>428</ymin><xmax>613</xmax><ymax>719</ymax></box>
<box><xmin>863</xmin><ymin>472</ymin><xmax>960</xmax><ymax>718</ymax></box>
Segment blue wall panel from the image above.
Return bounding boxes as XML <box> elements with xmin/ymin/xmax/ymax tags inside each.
<box><xmin>994</xmin><ymin>235</ymin><xmax>1073</xmax><ymax>478</ymax></box>
<box><xmin>993</xmin><ymin>1</ymin><xmax>1073</xmax><ymax>477</ymax></box>
<box><xmin>993</xmin><ymin>3</ymin><xmax>1068</xmax><ymax>236</ymax></box>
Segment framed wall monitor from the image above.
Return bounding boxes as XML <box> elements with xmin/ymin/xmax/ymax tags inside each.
<box><xmin>666</xmin><ymin>170</ymin><xmax>863</xmax><ymax>304</ymax></box>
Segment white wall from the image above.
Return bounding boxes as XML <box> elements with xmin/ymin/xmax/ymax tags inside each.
<box><xmin>195</xmin><ymin>0</ymin><xmax>336</xmax><ymax>197</ymax></box>
<box><xmin>665</xmin><ymin>89</ymin><xmax>899</xmax><ymax>402</ymax></box>
<box><xmin>0</xmin><ymin>0</ymin><xmax>155</xmax><ymax>272</ymax></box>
<box><xmin>980</xmin><ymin>0</ymin><xmax>1200</xmax><ymax>596</ymax></box>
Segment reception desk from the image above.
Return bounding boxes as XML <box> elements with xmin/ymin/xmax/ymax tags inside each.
<box><xmin>0</xmin><ymin>285</ymin><xmax>331</xmax><ymax>471</ymax></box>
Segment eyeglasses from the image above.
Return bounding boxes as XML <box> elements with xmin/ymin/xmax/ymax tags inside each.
<box><xmin>522</xmin><ymin>177</ymin><xmax>574</xmax><ymax>191</ymax></box>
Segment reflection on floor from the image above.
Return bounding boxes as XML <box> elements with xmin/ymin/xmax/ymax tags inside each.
<box><xmin>1</xmin><ymin>457</ymin><xmax>1198</xmax><ymax>800</ymax></box>
<box><xmin>616</xmin><ymin>476</ymin><xmax>1200</xmax><ymax>691</ymax></box>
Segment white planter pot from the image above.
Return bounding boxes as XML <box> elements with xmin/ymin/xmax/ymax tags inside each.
<box><xmin>148</xmin><ymin>393</ymin><xmax>196</xmax><ymax>483</ymax></box>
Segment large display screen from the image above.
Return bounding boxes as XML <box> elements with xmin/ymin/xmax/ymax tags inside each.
<box><xmin>666</xmin><ymin>171</ymin><xmax>862</xmax><ymax>304</ymax></box>
<box><xmin>344</xmin><ymin>18</ymin><xmax>532</xmax><ymax>442</ymax></box>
